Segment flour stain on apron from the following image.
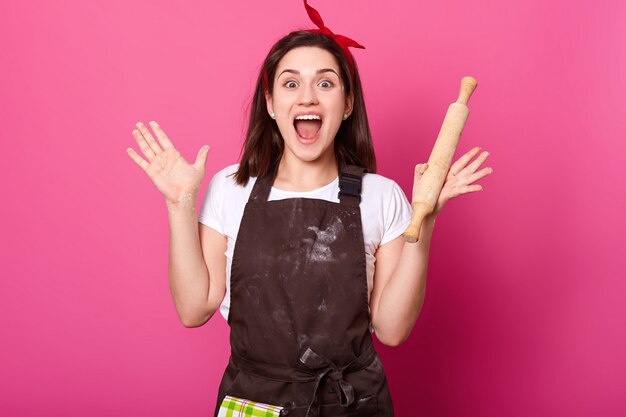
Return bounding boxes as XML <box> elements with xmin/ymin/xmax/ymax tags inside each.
<box><xmin>304</xmin><ymin>215</ymin><xmax>344</xmax><ymax>263</ymax></box>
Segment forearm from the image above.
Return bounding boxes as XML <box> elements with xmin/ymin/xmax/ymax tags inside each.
<box><xmin>166</xmin><ymin>199</ymin><xmax>210</xmax><ymax>326</ymax></box>
<box><xmin>374</xmin><ymin>216</ymin><xmax>436</xmax><ymax>345</ymax></box>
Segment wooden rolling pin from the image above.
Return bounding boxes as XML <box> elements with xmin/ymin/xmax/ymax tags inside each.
<box><xmin>402</xmin><ymin>76</ymin><xmax>478</xmax><ymax>243</ymax></box>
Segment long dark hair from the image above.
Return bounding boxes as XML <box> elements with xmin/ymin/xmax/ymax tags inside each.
<box><xmin>233</xmin><ymin>31</ymin><xmax>376</xmax><ymax>186</ymax></box>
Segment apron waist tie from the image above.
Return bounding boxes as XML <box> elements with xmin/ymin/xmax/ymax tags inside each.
<box><xmin>231</xmin><ymin>343</ymin><xmax>376</xmax><ymax>417</ymax></box>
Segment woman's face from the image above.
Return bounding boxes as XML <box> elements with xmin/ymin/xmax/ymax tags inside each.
<box><xmin>266</xmin><ymin>46</ymin><xmax>353</xmax><ymax>165</ymax></box>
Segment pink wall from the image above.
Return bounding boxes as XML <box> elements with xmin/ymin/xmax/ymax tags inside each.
<box><xmin>2</xmin><ymin>0</ymin><xmax>624</xmax><ymax>415</ymax></box>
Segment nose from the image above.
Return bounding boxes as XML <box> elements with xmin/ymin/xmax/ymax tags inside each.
<box><xmin>298</xmin><ymin>83</ymin><xmax>319</xmax><ymax>105</ymax></box>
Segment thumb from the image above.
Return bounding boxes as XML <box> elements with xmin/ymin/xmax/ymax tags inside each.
<box><xmin>194</xmin><ymin>145</ymin><xmax>210</xmax><ymax>169</ymax></box>
<box><xmin>412</xmin><ymin>163</ymin><xmax>428</xmax><ymax>199</ymax></box>
<box><xmin>414</xmin><ymin>163</ymin><xmax>429</xmax><ymax>178</ymax></box>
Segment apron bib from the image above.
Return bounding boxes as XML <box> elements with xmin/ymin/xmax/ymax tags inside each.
<box><xmin>213</xmin><ymin>164</ymin><xmax>395</xmax><ymax>417</ymax></box>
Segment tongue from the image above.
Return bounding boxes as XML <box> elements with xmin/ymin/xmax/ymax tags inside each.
<box><xmin>294</xmin><ymin>120</ymin><xmax>322</xmax><ymax>139</ymax></box>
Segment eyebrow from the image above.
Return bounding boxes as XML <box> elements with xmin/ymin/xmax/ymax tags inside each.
<box><xmin>277</xmin><ymin>68</ymin><xmax>340</xmax><ymax>78</ymax></box>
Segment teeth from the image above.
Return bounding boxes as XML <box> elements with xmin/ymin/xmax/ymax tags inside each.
<box><xmin>294</xmin><ymin>115</ymin><xmax>322</xmax><ymax>120</ymax></box>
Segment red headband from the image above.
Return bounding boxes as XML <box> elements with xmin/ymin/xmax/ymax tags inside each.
<box><xmin>263</xmin><ymin>0</ymin><xmax>365</xmax><ymax>92</ymax></box>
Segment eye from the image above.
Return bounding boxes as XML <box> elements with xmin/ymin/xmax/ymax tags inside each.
<box><xmin>284</xmin><ymin>81</ymin><xmax>298</xmax><ymax>88</ymax></box>
<box><xmin>319</xmin><ymin>80</ymin><xmax>334</xmax><ymax>88</ymax></box>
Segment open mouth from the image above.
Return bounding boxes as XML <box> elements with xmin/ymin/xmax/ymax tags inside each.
<box><xmin>293</xmin><ymin>116</ymin><xmax>323</xmax><ymax>141</ymax></box>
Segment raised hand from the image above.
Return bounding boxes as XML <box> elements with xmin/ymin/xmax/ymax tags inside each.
<box><xmin>126</xmin><ymin>121</ymin><xmax>210</xmax><ymax>207</ymax></box>
<box><xmin>412</xmin><ymin>146</ymin><xmax>492</xmax><ymax>218</ymax></box>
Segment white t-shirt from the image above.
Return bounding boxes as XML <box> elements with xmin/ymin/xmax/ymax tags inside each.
<box><xmin>198</xmin><ymin>163</ymin><xmax>412</xmax><ymax>323</ymax></box>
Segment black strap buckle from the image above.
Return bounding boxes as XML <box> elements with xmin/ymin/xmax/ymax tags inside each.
<box><xmin>338</xmin><ymin>172</ymin><xmax>362</xmax><ymax>200</ymax></box>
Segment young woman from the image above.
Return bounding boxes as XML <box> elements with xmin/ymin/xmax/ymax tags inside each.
<box><xmin>126</xmin><ymin>1</ymin><xmax>492</xmax><ymax>416</ymax></box>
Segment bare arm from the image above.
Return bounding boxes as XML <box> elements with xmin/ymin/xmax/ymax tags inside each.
<box><xmin>369</xmin><ymin>216</ymin><xmax>435</xmax><ymax>346</ymax></box>
<box><xmin>166</xmin><ymin>200</ymin><xmax>227</xmax><ymax>328</ymax></box>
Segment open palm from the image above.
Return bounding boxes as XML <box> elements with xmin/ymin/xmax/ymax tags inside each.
<box><xmin>412</xmin><ymin>146</ymin><xmax>492</xmax><ymax>218</ymax></box>
<box><xmin>126</xmin><ymin>121</ymin><xmax>210</xmax><ymax>205</ymax></box>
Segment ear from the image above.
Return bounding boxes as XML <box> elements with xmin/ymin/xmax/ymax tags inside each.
<box><xmin>265</xmin><ymin>90</ymin><xmax>273</xmax><ymax>117</ymax></box>
<box><xmin>344</xmin><ymin>91</ymin><xmax>354</xmax><ymax>117</ymax></box>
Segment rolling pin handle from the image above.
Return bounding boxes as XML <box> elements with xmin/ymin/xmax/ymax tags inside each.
<box><xmin>402</xmin><ymin>202</ymin><xmax>433</xmax><ymax>243</ymax></box>
<box><xmin>457</xmin><ymin>76</ymin><xmax>478</xmax><ymax>106</ymax></box>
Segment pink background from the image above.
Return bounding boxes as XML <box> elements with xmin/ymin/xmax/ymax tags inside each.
<box><xmin>2</xmin><ymin>0</ymin><xmax>625</xmax><ymax>415</ymax></box>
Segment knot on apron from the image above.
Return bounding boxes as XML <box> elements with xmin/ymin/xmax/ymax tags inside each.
<box><xmin>328</xmin><ymin>370</ymin><xmax>355</xmax><ymax>406</ymax></box>
<box><xmin>299</xmin><ymin>347</ymin><xmax>356</xmax><ymax>416</ymax></box>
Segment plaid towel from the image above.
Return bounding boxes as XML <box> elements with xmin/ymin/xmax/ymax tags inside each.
<box><xmin>217</xmin><ymin>395</ymin><xmax>284</xmax><ymax>417</ymax></box>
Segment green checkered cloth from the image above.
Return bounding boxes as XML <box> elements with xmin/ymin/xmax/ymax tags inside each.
<box><xmin>218</xmin><ymin>395</ymin><xmax>284</xmax><ymax>417</ymax></box>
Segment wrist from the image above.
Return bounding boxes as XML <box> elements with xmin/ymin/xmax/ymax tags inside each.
<box><xmin>166</xmin><ymin>193</ymin><xmax>197</xmax><ymax>212</ymax></box>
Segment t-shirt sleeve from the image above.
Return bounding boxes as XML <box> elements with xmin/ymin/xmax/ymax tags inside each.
<box><xmin>198</xmin><ymin>170</ymin><xmax>225</xmax><ymax>234</ymax></box>
<box><xmin>380</xmin><ymin>181</ymin><xmax>413</xmax><ymax>246</ymax></box>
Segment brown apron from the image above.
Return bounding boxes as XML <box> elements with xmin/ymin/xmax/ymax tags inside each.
<box><xmin>213</xmin><ymin>163</ymin><xmax>395</xmax><ymax>417</ymax></box>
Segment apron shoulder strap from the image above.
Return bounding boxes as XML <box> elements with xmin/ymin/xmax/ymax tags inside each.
<box><xmin>248</xmin><ymin>158</ymin><xmax>283</xmax><ymax>203</ymax></box>
<box><xmin>248</xmin><ymin>163</ymin><xmax>366</xmax><ymax>206</ymax></box>
<box><xmin>338</xmin><ymin>164</ymin><xmax>366</xmax><ymax>207</ymax></box>
<box><xmin>248</xmin><ymin>172</ymin><xmax>276</xmax><ymax>203</ymax></box>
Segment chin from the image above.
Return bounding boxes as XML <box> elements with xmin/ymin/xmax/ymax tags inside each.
<box><xmin>285</xmin><ymin>135</ymin><xmax>334</xmax><ymax>163</ymax></box>
<box><xmin>289</xmin><ymin>147</ymin><xmax>328</xmax><ymax>163</ymax></box>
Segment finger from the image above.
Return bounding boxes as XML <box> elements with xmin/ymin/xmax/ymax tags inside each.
<box><xmin>135</xmin><ymin>121</ymin><xmax>163</xmax><ymax>155</ymax></box>
<box><xmin>148</xmin><ymin>120</ymin><xmax>175</xmax><ymax>150</ymax></box>
<box><xmin>449</xmin><ymin>147</ymin><xmax>480</xmax><ymax>177</ymax></box>
<box><xmin>452</xmin><ymin>184</ymin><xmax>483</xmax><ymax>197</ymax></box>
<box><xmin>132</xmin><ymin>128</ymin><xmax>156</xmax><ymax>160</ymax></box>
<box><xmin>460</xmin><ymin>151</ymin><xmax>490</xmax><ymax>176</ymax></box>
<box><xmin>463</xmin><ymin>166</ymin><xmax>493</xmax><ymax>185</ymax></box>
<box><xmin>450</xmin><ymin>146</ymin><xmax>481</xmax><ymax>176</ymax></box>
<box><xmin>194</xmin><ymin>145</ymin><xmax>211</xmax><ymax>169</ymax></box>
<box><xmin>126</xmin><ymin>147</ymin><xmax>149</xmax><ymax>171</ymax></box>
